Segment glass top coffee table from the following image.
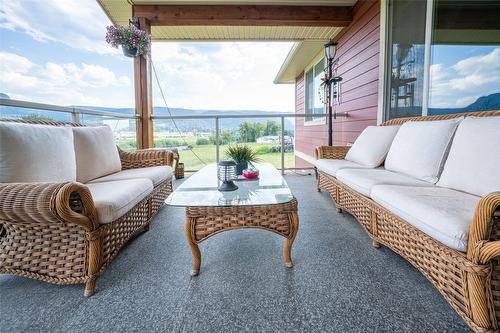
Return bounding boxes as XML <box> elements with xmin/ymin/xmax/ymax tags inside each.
<box><xmin>166</xmin><ymin>163</ymin><xmax>299</xmax><ymax>276</ymax></box>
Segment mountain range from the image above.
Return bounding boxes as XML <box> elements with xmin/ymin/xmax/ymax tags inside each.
<box><xmin>0</xmin><ymin>93</ymin><xmax>294</xmax><ymax>132</ymax></box>
<box><xmin>1</xmin><ymin>93</ymin><xmax>498</xmax><ymax>131</ymax></box>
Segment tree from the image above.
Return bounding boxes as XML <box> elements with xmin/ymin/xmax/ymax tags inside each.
<box><xmin>21</xmin><ymin>114</ymin><xmax>54</xmax><ymax>122</ymax></box>
<box><xmin>238</xmin><ymin>122</ymin><xmax>254</xmax><ymax>142</ymax></box>
<box><xmin>219</xmin><ymin>130</ymin><xmax>234</xmax><ymax>145</ymax></box>
<box><xmin>264</xmin><ymin>120</ymin><xmax>280</xmax><ymax>136</ymax></box>
<box><xmin>209</xmin><ymin>129</ymin><xmax>234</xmax><ymax>145</ymax></box>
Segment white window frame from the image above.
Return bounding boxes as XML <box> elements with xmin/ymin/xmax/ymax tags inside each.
<box><xmin>304</xmin><ymin>53</ymin><xmax>326</xmax><ymax>126</ymax></box>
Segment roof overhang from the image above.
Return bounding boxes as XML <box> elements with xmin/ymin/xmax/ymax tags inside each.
<box><xmin>274</xmin><ymin>40</ymin><xmax>328</xmax><ymax>84</ymax></box>
<box><xmin>97</xmin><ymin>0</ymin><xmax>355</xmax><ymax>40</ymax></box>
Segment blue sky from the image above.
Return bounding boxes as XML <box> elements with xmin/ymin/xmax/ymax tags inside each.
<box><xmin>429</xmin><ymin>45</ymin><xmax>500</xmax><ymax>108</ymax></box>
<box><xmin>0</xmin><ymin>0</ymin><xmax>294</xmax><ymax>111</ymax></box>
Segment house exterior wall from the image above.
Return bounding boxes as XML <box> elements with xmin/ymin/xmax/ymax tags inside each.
<box><xmin>295</xmin><ymin>0</ymin><xmax>381</xmax><ymax>168</ymax></box>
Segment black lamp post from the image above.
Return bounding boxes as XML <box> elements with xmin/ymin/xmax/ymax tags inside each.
<box><xmin>324</xmin><ymin>42</ymin><xmax>338</xmax><ymax>146</ymax></box>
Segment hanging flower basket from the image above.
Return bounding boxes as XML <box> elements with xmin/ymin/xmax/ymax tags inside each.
<box><xmin>106</xmin><ymin>25</ymin><xmax>151</xmax><ymax>58</ymax></box>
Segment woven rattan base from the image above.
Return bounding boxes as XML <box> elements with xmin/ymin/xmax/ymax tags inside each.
<box><xmin>184</xmin><ymin>198</ymin><xmax>299</xmax><ymax>276</ymax></box>
<box><xmin>0</xmin><ymin>179</ymin><xmax>173</xmax><ymax>296</ymax></box>
<box><xmin>317</xmin><ymin>170</ymin><xmax>500</xmax><ymax>333</ymax></box>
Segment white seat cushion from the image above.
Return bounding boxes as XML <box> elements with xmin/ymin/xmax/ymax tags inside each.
<box><xmin>86</xmin><ymin>179</ymin><xmax>153</xmax><ymax>224</ymax></box>
<box><xmin>336</xmin><ymin>168</ymin><xmax>433</xmax><ymax>197</ymax></box>
<box><xmin>89</xmin><ymin>166</ymin><xmax>173</xmax><ymax>186</ymax></box>
<box><xmin>315</xmin><ymin>159</ymin><xmax>371</xmax><ymax>177</ymax></box>
<box><xmin>345</xmin><ymin>125</ymin><xmax>400</xmax><ymax>167</ymax></box>
<box><xmin>371</xmin><ymin>185</ymin><xmax>481</xmax><ymax>252</ymax></box>
<box><xmin>385</xmin><ymin>118</ymin><xmax>462</xmax><ymax>183</ymax></box>
<box><xmin>0</xmin><ymin>122</ymin><xmax>76</xmax><ymax>182</ymax></box>
<box><xmin>437</xmin><ymin>116</ymin><xmax>500</xmax><ymax>197</ymax></box>
<box><xmin>73</xmin><ymin>126</ymin><xmax>122</xmax><ymax>183</ymax></box>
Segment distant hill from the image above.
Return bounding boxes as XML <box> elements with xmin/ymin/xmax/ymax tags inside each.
<box><xmin>0</xmin><ymin>102</ymin><xmax>294</xmax><ymax>132</ymax></box>
<box><xmin>0</xmin><ymin>93</ymin><xmax>10</xmax><ymax>99</ymax></box>
<box><xmin>429</xmin><ymin>93</ymin><xmax>500</xmax><ymax>115</ymax></box>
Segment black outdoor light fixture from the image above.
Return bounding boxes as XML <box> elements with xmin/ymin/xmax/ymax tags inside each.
<box><xmin>324</xmin><ymin>42</ymin><xmax>343</xmax><ymax>146</ymax></box>
<box><xmin>217</xmin><ymin>160</ymin><xmax>238</xmax><ymax>192</ymax></box>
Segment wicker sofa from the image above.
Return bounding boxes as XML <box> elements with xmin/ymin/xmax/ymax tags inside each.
<box><xmin>0</xmin><ymin>119</ymin><xmax>174</xmax><ymax>296</ymax></box>
<box><xmin>315</xmin><ymin>111</ymin><xmax>500</xmax><ymax>332</ymax></box>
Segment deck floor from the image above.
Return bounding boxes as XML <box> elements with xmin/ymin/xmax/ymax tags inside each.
<box><xmin>1</xmin><ymin>174</ymin><xmax>470</xmax><ymax>332</ymax></box>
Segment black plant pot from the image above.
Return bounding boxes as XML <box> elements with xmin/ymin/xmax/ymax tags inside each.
<box><xmin>236</xmin><ymin>161</ymin><xmax>248</xmax><ymax>175</ymax></box>
<box><xmin>122</xmin><ymin>46</ymin><xmax>139</xmax><ymax>57</ymax></box>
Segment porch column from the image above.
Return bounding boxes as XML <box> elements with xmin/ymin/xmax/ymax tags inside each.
<box><xmin>134</xmin><ymin>17</ymin><xmax>154</xmax><ymax>149</ymax></box>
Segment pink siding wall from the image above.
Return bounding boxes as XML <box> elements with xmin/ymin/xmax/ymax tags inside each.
<box><xmin>295</xmin><ymin>0</ymin><xmax>380</xmax><ymax>168</ymax></box>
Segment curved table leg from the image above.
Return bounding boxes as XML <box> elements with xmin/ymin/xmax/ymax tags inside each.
<box><xmin>283</xmin><ymin>211</ymin><xmax>299</xmax><ymax>268</ymax></box>
<box><xmin>185</xmin><ymin>217</ymin><xmax>201</xmax><ymax>276</ymax></box>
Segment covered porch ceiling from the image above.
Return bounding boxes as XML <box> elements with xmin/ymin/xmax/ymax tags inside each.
<box><xmin>97</xmin><ymin>0</ymin><xmax>356</xmax><ymax>41</ymax></box>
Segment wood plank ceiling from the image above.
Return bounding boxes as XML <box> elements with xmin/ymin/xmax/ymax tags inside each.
<box><xmin>97</xmin><ymin>0</ymin><xmax>356</xmax><ymax>40</ymax></box>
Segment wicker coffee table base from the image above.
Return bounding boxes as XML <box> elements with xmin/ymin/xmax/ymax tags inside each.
<box><xmin>184</xmin><ymin>198</ymin><xmax>299</xmax><ymax>276</ymax></box>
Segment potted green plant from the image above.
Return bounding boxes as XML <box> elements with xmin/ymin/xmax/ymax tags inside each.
<box><xmin>106</xmin><ymin>25</ymin><xmax>151</xmax><ymax>58</ymax></box>
<box><xmin>225</xmin><ymin>144</ymin><xmax>260</xmax><ymax>175</ymax></box>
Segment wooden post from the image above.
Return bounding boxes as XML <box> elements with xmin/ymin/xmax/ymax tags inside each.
<box><xmin>134</xmin><ymin>17</ymin><xmax>153</xmax><ymax>149</ymax></box>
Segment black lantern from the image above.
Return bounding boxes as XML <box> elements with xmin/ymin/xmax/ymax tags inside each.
<box><xmin>324</xmin><ymin>42</ymin><xmax>337</xmax><ymax>62</ymax></box>
<box><xmin>217</xmin><ymin>160</ymin><xmax>238</xmax><ymax>192</ymax></box>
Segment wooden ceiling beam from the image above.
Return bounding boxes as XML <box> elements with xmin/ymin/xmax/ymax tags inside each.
<box><xmin>132</xmin><ymin>5</ymin><xmax>353</xmax><ymax>27</ymax></box>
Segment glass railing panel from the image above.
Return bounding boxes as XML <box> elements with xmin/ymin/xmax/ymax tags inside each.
<box><xmin>81</xmin><ymin>114</ymin><xmax>137</xmax><ymax>150</ymax></box>
<box><xmin>0</xmin><ymin>105</ymin><xmax>72</xmax><ymax>122</ymax></box>
<box><xmin>219</xmin><ymin>117</ymin><xmax>295</xmax><ymax>170</ymax></box>
<box><xmin>283</xmin><ymin>116</ymin><xmax>296</xmax><ymax>170</ymax></box>
<box><xmin>153</xmin><ymin>119</ymin><xmax>216</xmax><ymax>171</ymax></box>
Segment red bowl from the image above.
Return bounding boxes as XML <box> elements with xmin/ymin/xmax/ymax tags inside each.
<box><xmin>243</xmin><ymin>170</ymin><xmax>259</xmax><ymax>179</ymax></box>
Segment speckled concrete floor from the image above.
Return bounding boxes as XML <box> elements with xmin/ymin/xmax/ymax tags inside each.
<box><xmin>1</xmin><ymin>174</ymin><xmax>470</xmax><ymax>332</ymax></box>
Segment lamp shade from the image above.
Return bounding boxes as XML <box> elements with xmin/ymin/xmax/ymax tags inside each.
<box><xmin>324</xmin><ymin>42</ymin><xmax>338</xmax><ymax>61</ymax></box>
<box><xmin>217</xmin><ymin>160</ymin><xmax>238</xmax><ymax>192</ymax></box>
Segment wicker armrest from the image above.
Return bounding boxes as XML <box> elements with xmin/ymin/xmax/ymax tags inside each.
<box><xmin>467</xmin><ymin>191</ymin><xmax>500</xmax><ymax>263</ymax></box>
<box><xmin>315</xmin><ymin>146</ymin><xmax>351</xmax><ymax>160</ymax></box>
<box><xmin>0</xmin><ymin>182</ymin><xmax>97</xmax><ymax>231</ymax></box>
<box><xmin>118</xmin><ymin>147</ymin><xmax>175</xmax><ymax>169</ymax></box>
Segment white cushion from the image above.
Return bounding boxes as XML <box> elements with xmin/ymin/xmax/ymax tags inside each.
<box><xmin>345</xmin><ymin>125</ymin><xmax>400</xmax><ymax>167</ymax></box>
<box><xmin>437</xmin><ymin>116</ymin><xmax>500</xmax><ymax>197</ymax></box>
<box><xmin>315</xmin><ymin>159</ymin><xmax>371</xmax><ymax>177</ymax></box>
<box><xmin>371</xmin><ymin>185</ymin><xmax>481</xmax><ymax>252</ymax></box>
<box><xmin>0</xmin><ymin>122</ymin><xmax>76</xmax><ymax>182</ymax></box>
<box><xmin>73</xmin><ymin>126</ymin><xmax>122</xmax><ymax>183</ymax></box>
<box><xmin>336</xmin><ymin>168</ymin><xmax>433</xmax><ymax>197</ymax></box>
<box><xmin>385</xmin><ymin>118</ymin><xmax>462</xmax><ymax>183</ymax></box>
<box><xmin>86</xmin><ymin>179</ymin><xmax>153</xmax><ymax>224</ymax></box>
<box><xmin>89</xmin><ymin>166</ymin><xmax>173</xmax><ymax>186</ymax></box>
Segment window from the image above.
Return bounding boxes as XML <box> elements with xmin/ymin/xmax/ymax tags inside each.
<box><xmin>384</xmin><ymin>0</ymin><xmax>500</xmax><ymax>120</ymax></box>
<box><xmin>428</xmin><ymin>0</ymin><xmax>500</xmax><ymax>115</ymax></box>
<box><xmin>386</xmin><ymin>0</ymin><xmax>427</xmax><ymax>119</ymax></box>
<box><xmin>305</xmin><ymin>58</ymin><xmax>325</xmax><ymax>124</ymax></box>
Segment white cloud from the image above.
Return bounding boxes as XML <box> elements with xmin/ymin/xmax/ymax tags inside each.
<box><xmin>429</xmin><ymin>47</ymin><xmax>500</xmax><ymax>108</ymax></box>
<box><xmin>152</xmin><ymin>42</ymin><xmax>295</xmax><ymax>111</ymax></box>
<box><xmin>0</xmin><ymin>0</ymin><xmax>116</xmax><ymax>54</ymax></box>
<box><xmin>0</xmin><ymin>51</ymin><xmax>132</xmax><ymax>106</ymax></box>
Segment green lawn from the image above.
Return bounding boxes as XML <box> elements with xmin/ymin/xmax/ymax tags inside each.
<box><xmin>178</xmin><ymin>143</ymin><xmax>295</xmax><ymax>171</ymax></box>
<box><xmin>116</xmin><ymin>137</ymin><xmax>295</xmax><ymax>171</ymax></box>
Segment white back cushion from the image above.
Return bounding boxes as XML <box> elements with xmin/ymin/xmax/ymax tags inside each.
<box><xmin>345</xmin><ymin>125</ymin><xmax>400</xmax><ymax>167</ymax></box>
<box><xmin>384</xmin><ymin>118</ymin><xmax>462</xmax><ymax>183</ymax></box>
<box><xmin>437</xmin><ymin>116</ymin><xmax>500</xmax><ymax>196</ymax></box>
<box><xmin>73</xmin><ymin>125</ymin><xmax>122</xmax><ymax>183</ymax></box>
<box><xmin>0</xmin><ymin>122</ymin><xmax>76</xmax><ymax>182</ymax></box>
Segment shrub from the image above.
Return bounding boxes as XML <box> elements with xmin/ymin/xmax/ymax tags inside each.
<box><xmin>254</xmin><ymin>145</ymin><xmax>271</xmax><ymax>154</ymax></box>
<box><xmin>196</xmin><ymin>137</ymin><xmax>210</xmax><ymax>145</ymax></box>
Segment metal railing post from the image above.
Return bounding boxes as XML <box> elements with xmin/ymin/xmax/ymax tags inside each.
<box><xmin>71</xmin><ymin>108</ymin><xmax>81</xmax><ymax>124</ymax></box>
<box><xmin>281</xmin><ymin>115</ymin><xmax>285</xmax><ymax>175</ymax></box>
<box><xmin>215</xmin><ymin>116</ymin><xmax>220</xmax><ymax>163</ymax></box>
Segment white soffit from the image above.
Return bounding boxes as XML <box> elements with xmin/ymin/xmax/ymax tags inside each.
<box><xmin>274</xmin><ymin>40</ymin><xmax>329</xmax><ymax>84</ymax></box>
